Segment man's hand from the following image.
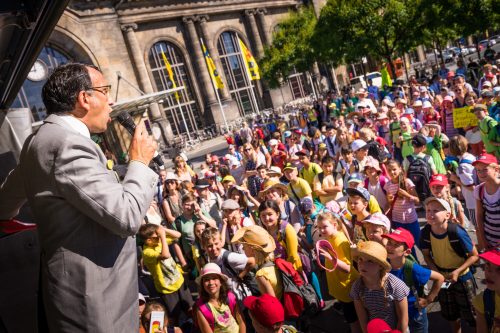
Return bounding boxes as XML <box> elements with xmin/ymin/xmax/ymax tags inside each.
<box><xmin>129</xmin><ymin>121</ymin><xmax>157</xmax><ymax>165</ymax></box>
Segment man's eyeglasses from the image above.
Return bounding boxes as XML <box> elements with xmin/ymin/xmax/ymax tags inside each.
<box><xmin>88</xmin><ymin>85</ymin><xmax>111</xmax><ymax>97</ymax></box>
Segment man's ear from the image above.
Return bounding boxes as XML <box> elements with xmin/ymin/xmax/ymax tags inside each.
<box><xmin>76</xmin><ymin>90</ymin><xmax>91</xmax><ymax>114</ymax></box>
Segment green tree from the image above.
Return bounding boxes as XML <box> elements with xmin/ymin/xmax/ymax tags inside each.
<box><xmin>260</xmin><ymin>6</ymin><xmax>317</xmax><ymax>89</ymax></box>
<box><xmin>312</xmin><ymin>0</ymin><xmax>423</xmax><ymax>77</ymax></box>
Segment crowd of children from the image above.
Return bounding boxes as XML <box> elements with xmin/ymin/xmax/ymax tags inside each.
<box><xmin>137</xmin><ymin>71</ymin><xmax>500</xmax><ymax>333</ymax></box>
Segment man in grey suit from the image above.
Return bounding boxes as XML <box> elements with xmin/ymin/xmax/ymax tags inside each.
<box><xmin>0</xmin><ymin>63</ymin><xmax>158</xmax><ymax>332</ymax></box>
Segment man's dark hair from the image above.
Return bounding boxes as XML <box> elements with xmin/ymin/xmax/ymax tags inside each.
<box><xmin>42</xmin><ymin>63</ymin><xmax>99</xmax><ymax>115</ymax></box>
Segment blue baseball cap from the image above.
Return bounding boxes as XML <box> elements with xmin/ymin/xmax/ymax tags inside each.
<box><xmin>347</xmin><ymin>173</ymin><xmax>364</xmax><ymax>184</ymax></box>
<box><xmin>346</xmin><ymin>187</ymin><xmax>371</xmax><ymax>202</ymax></box>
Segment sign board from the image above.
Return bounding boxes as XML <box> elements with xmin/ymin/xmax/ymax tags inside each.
<box><xmin>453</xmin><ymin>106</ymin><xmax>478</xmax><ymax>128</ymax></box>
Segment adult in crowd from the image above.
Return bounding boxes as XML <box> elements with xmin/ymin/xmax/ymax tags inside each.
<box><xmin>0</xmin><ymin>63</ymin><xmax>158</xmax><ymax>332</ymax></box>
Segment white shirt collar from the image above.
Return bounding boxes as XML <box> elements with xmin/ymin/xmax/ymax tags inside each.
<box><xmin>59</xmin><ymin>114</ymin><xmax>91</xmax><ymax>139</ymax></box>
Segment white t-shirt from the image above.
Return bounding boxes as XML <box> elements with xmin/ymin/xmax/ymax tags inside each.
<box><xmin>367</xmin><ymin>180</ymin><xmax>388</xmax><ymax>212</ymax></box>
<box><xmin>457</xmin><ymin>153</ymin><xmax>476</xmax><ymax>209</ymax></box>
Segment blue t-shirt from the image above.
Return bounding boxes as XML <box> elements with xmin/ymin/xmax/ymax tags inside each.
<box><xmin>390</xmin><ymin>261</ymin><xmax>431</xmax><ymax>319</ymax></box>
<box><xmin>420</xmin><ymin>225</ymin><xmax>474</xmax><ymax>282</ymax></box>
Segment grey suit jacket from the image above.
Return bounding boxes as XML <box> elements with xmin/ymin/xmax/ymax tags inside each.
<box><xmin>0</xmin><ymin>114</ymin><xmax>158</xmax><ymax>332</ymax></box>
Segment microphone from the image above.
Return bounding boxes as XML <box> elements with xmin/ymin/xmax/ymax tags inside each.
<box><xmin>116</xmin><ymin>111</ymin><xmax>165</xmax><ymax>169</ymax></box>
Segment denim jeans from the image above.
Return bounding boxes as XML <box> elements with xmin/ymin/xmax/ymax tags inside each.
<box><xmin>409</xmin><ymin>308</ymin><xmax>429</xmax><ymax>333</ymax></box>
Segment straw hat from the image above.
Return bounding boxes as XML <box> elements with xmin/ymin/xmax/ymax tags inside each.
<box><xmin>352</xmin><ymin>241</ymin><xmax>391</xmax><ymax>272</ymax></box>
<box><xmin>231</xmin><ymin>225</ymin><xmax>276</xmax><ymax>253</ymax></box>
<box><xmin>196</xmin><ymin>263</ymin><xmax>229</xmax><ymax>284</ymax></box>
<box><xmin>258</xmin><ymin>179</ymin><xmax>288</xmax><ymax>198</ymax></box>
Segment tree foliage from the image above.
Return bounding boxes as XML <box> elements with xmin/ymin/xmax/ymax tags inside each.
<box><xmin>312</xmin><ymin>0</ymin><xmax>423</xmax><ymax>75</ymax></box>
<box><xmin>260</xmin><ymin>6</ymin><xmax>317</xmax><ymax>89</ymax></box>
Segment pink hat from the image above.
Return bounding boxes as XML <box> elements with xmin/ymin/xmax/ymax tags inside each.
<box><xmin>362</xmin><ymin>212</ymin><xmax>391</xmax><ymax>231</ymax></box>
<box><xmin>443</xmin><ymin>95</ymin><xmax>453</xmax><ymax>103</ymax></box>
<box><xmin>196</xmin><ymin>263</ymin><xmax>228</xmax><ymax>284</ymax></box>
<box><xmin>367</xmin><ymin>318</ymin><xmax>401</xmax><ymax>333</ymax></box>
<box><xmin>364</xmin><ymin>156</ymin><xmax>382</xmax><ymax>172</ymax></box>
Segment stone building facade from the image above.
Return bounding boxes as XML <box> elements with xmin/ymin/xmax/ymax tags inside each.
<box><xmin>13</xmin><ymin>0</ymin><xmax>319</xmax><ymax>154</ymax></box>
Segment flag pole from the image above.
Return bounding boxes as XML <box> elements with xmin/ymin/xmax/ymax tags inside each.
<box><xmin>236</xmin><ymin>37</ymin><xmax>260</xmax><ymax>115</ymax></box>
<box><xmin>200</xmin><ymin>37</ymin><xmax>229</xmax><ymax>133</ymax></box>
<box><xmin>159</xmin><ymin>45</ymin><xmax>191</xmax><ymax>141</ymax></box>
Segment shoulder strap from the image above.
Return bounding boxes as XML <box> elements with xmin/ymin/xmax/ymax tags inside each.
<box><xmin>227</xmin><ymin>291</ymin><xmax>237</xmax><ymax>315</ymax></box>
<box><xmin>403</xmin><ymin>259</ymin><xmax>415</xmax><ymax>288</ymax></box>
<box><xmin>421</xmin><ymin>224</ymin><xmax>431</xmax><ymax>248</ymax></box>
<box><xmin>285</xmin><ymin>200</ymin><xmax>292</xmax><ymax>220</ymax></box>
<box><xmin>483</xmin><ymin>288</ymin><xmax>496</xmax><ymax>331</ymax></box>
<box><xmin>289</xmin><ymin>183</ymin><xmax>301</xmax><ymax>203</ymax></box>
<box><xmin>221</xmin><ymin>250</ymin><xmax>239</xmax><ymax>279</ymax></box>
<box><xmin>197</xmin><ymin>301</ymin><xmax>215</xmax><ymax>331</ymax></box>
<box><xmin>478</xmin><ymin>183</ymin><xmax>486</xmax><ymax>201</ymax></box>
<box><xmin>407</xmin><ymin>154</ymin><xmax>415</xmax><ymax>163</ymax></box>
<box><xmin>318</xmin><ymin>171</ymin><xmax>325</xmax><ymax>184</ymax></box>
<box><xmin>447</xmin><ymin>223</ymin><xmax>467</xmax><ymax>258</ymax></box>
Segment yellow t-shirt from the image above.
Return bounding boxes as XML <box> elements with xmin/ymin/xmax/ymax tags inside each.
<box><xmin>279</xmin><ymin>223</ymin><xmax>303</xmax><ymax>272</ymax></box>
<box><xmin>287</xmin><ymin>178</ymin><xmax>312</xmax><ymax>201</ymax></box>
<box><xmin>300</xmin><ymin>163</ymin><xmax>323</xmax><ymax>188</ymax></box>
<box><xmin>473</xmin><ymin>290</ymin><xmax>500</xmax><ymax>332</ymax></box>
<box><xmin>326</xmin><ymin>231</ymin><xmax>360</xmax><ymax>302</ymax></box>
<box><xmin>307</xmin><ymin>109</ymin><xmax>317</xmax><ymax>121</ymax></box>
<box><xmin>143</xmin><ymin>244</ymin><xmax>184</xmax><ymax>294</ymax></box>
<box><xmin>313</xmin><ymin>173</ymin><xmax>343</xmax><ymax>204</ymax></box>
<box><xmin>256</xmin><ymin>265</ymin><xmax>283</xmax><ymax>300</ymax></box>
<box><xmin>430</xmin><ymin>234</ymin><xmax>470</xmax><ymax>276</ymax></box>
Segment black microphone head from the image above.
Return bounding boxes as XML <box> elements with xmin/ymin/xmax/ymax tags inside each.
<box><xmin>117</xmin><ymin>111</ymin><xmax>136</xmax><ymax>135</ymax></box>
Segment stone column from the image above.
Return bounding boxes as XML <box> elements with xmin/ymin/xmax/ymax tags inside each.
<box><xmin>256</xmin><ymin>8</ymin><xmax>270</xmax><ymax>46</ymax></box>
<box><xmin>182</xmin><ymin>16</ymin><xmax>217</xmax><ymax>106</ymax></box>
<box><xmin>416</xmin><ymin>45</ymin><xmax>426</xmax><ymax>63</ymax></box>
<box><xmin>244</xmin><ymin>9</ymin><xmax>264</xmax><ymax>58</ymax></box>
<box><xmin>198</xmin><ymin>15</ymin><xmax>231</xmax><ymax>101</ymax></box>
<box><xmin>121</xmin><ymin>23</ymin><xmax>174</xmax><ymax>141</ymax></box>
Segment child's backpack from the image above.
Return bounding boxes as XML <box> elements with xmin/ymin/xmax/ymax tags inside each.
<box><xmin>195</xmin><ymin>291</ymin><xmax>237</xmax><ymax>332</ymax></box>
<box><xmin>366</xmin><ymin>139</ymin><xmax>387</xmax><ymax>162</ymax></box>
<box><xmin>420</xmin><ymin>223</ymin><xmax>475</xmax><ymax>275</ymax></box>
<box><xmin>483</xmin><ymin>288</ymin><xmax>496</xmax><ymax>332</ymax></box>
<box><xmin>273</xmin><ymin>258</ymin><xmax>320</xmax><ymax>319</ymax></box>
<box><xmin>363</xmin><ymin>175</ymin><xmax>388</xmax><ymax>195</ymax></box>
<box><xmin>406</xmin><ymin>155</ymin><xmax>432</xmax><ymax>203</ymax></box>
<box><xmin>402</xmin><ymin>255</ymin><xmax>425</xmax><ymax>299</ymax></box>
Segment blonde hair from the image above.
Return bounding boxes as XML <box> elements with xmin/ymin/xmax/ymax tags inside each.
<box><xmin>359</xmin><ymin>128</ymin><xmax>375</xmax><ymax>141</ymax></box>
<box><xmin>317</xmin><ymin>212</ymin><xmax>343</xmax><ymax>231</ymax></box>
<box><xmin>253</xmin><ymin>247</ymin><xmax>275</xmax><ymax>266</ymax></box>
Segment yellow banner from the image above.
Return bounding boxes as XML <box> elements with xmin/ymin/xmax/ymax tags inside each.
<box><xmin>453</xmin><ymin>106</ymin><xmax>478</xmax><ymax>128</ymax></box>
<box><xmin>161</xmin><ymin>51</ymin><xmax>180</xmax><ymax>101</ymax></box>
<box><xmin>238</xmin><ymin>38</ymin><xmax>260</xmax><ymax>80</ymax></box>
<box><xmin>201</xmin><ymin>41</ymin><xmax>224</xmax><ymax>89</ymax></box>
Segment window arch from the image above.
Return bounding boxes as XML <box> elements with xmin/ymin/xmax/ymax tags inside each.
<box><xmin>217</xmin><ymin>31</ymin><xmax>259</xmax><ymax>116</ymax></box>
<box><xmin>12</xmin><ymin>45</ymin><xmax>72</xmax><ymax>122</ymax></box>
<box><xmin>148</xmin><ymin>41</ymin><xmax>201</xmax><ymax>135</ymax></box>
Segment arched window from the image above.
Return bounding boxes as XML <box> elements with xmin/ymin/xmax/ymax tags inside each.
<box><xmin>217</xmin><ymin>31</ymin><xmax>259</xmax><ymax>116</ymax></box>
<box><xmin>12</xmin><ymin>45</ymin><xmax>71</xmax><ymax>122</ymax></box>
<box><xmin>149</xmin><ymin>41</ymin><xmax>201</xmax><ymax>135</ymax></box>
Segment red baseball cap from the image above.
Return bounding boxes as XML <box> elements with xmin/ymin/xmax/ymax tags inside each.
<box><xmin>382</xmin><ymin>227</ymin><xmax>415</xmax><ymax>249</ymax></box>
<box><xmin>295</xmin><ymin>148</ymin><xmax>310</xmax><ymax>157</ymax></box>
<box><xmin>243</xmin><ymin>294</ymin><xmax>284</xmax><ymax>328</ymax></box>
<box><xmin>367</xmin><ymin>318</ymin><xmax>401</xmax><ymax>333</ymax></box>
<box><xmin>472</xmin><ymin>153</ymin><xmax>498</xmax><ymax>166</ymax></box>
<box><xmin>479</xmin><ymin>248</ymin><xmax>500</xmax><ymax>266</ymax></box>
<box><xmin>429</xmin><ymin>174</ymin><xmax>449</xmax><ymax>186</ymax></box>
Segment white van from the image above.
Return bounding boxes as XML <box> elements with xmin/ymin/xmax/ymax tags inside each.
<box><xmin>350</xmin><ymin>71</ymin><xmax>382</xmax><ymax>90</ymax></box>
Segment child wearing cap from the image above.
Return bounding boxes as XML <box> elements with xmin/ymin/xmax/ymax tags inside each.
<box><xmin>350</xmin><ymin>241</ymin><xmax>410</xmax><ymax>332</ymax></box>
<box><xmin>383</xmin><ymin>228</ymin><xmax>445</xmax><ymax>333</ymax></box>
<box><xmin>244</xmin><ymin>294</ymin><xmax>298</xmax><ymax>333</ymax></box>
<box><xmin>195</xmin><ymin>263</ymin><xmax>246</xmax><ymax>333</ymax></box>
<box><xmin>420</xmin><ymin>124</ymin><xmax>446</xmax><ymax>175</ymax></box>
<box><xmin>362</xmin><ymin>212</ymin><xmax>391</xmax><ymax>246</ymax></box>
<box><xmin>316</xmin><ymin>212</ymin><xmax>361</xmax><ymax>333</ymax></box>
<box><xmin>428</xmin><ymin>174</ymin><xmax>467</xmax><ymax>228</ymax></box>
<box><xmin>346</xmin><ymin>185</ymin><xmax>372</xmax><ymax>243</ymax></box>
<box><xmin>351</xmin><ymin>139</ymin><xmax>369</xmax><ymax>172</ymax></box>
<box><xmin>336</xmin><ymin>146</ymin><xmax>357</xmax><ymax>191</ymax></box>
<box><xmin>296</xmin><ymin>149</ymin><xmax>323</xmax><ymax>190</ymax></box>
<box><xmin>231</xmin><ymin>225</ymin><xmax>283</xmax><ymax>300</ymax></box>
<box><xmin>473</xmin><ymin>248</ymin><xmax>500</xmax><ymax>333</ymax></box>
<box><xmin>421</xmin><ymin>197</ymin><xmax>479</xmax><ymax>332</ymax></box>
<box><xmin>283</xmin><ymin>163</ymin><xmax>313</xmax><ymax>203</ymax></box>
<box><xmin>363</xmin><ymin>157</ymin><xmax>389</xmax><ymax>212</ymax></box>
<box><xmin>473</xmin><ymin>153</ymin><xmax>500</xmax><ymax>251</ymax></box>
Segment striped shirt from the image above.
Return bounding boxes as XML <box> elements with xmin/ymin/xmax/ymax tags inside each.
<box><xmin>474</xmin><ymin>183</ymin><xmax>500</xmax><ymax>248</ymax></box>
<box><xmin>350</xmin><ymin>274</ymin><xmax>410</xmax><ymax>329</ymax></box>
<box><xmin>384</xmin><ymin>178</ymin><xmax>418</xmax><ymax>223</ymax></box>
